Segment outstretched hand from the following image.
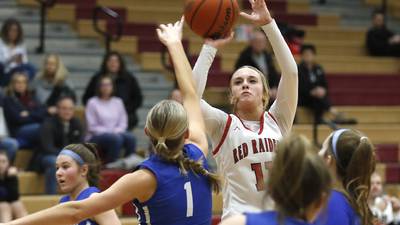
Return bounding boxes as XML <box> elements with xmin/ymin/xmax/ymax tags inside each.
<box><xmin>156</xmin><ymin>17</ymin><xmax>184</xmax><ymax>46</ymax></box>
<box><xmin>205</xmin><ymin>32</ymin><xmax>234</xmax><ymax>49</ymax></box>
<box><xmin>240</xmin><ymin>0</ymin><xmax>273</xmax><ymax>26</ymax></box>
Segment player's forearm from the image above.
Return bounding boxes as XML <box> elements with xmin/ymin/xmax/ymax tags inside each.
<box><xmin>8</xmin><ymin>203</ymin><xmax>80</xmax><ymax>225</ymax></box>
<box><xmin>192</xmin><ymin>44</ymin><xmax>217</xmax><ymax>98</ymax></box>
<box><xmin>261</xmin><ymin>20</ymin><xmax>297</xmax><ymax>78</ymax></box>
<box><xmin>262</xmin><ymin>20</ymin><xmax>298</xmax><ymax>135</ymax></box>
<box><xmin>167</xmin><ymin>42</ymin><xmax>198</xmax><ymax>100</ymax></box>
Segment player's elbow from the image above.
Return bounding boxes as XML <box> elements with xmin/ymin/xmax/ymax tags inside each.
<box><xmin>286</xmin><ymin>63</ymin><xmax>298</xmax><ymax>78</ymax></box>
<box><xmin>66</xmin><ymin>202</ymin><xmax>88</xmax><ymax>223</ymax></box>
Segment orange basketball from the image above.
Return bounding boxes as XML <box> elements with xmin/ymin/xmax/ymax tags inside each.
<box><xmin>184</xmin><ymin>0</ymin><xmax>239</xmax><ymax>39</ymax></box>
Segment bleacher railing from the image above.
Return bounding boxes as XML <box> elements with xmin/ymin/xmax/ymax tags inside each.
<box><xmin>34</xmin><ymin>0</ymin><xmax>57</xmax><ymax>53</ymax></box>
<box><xmin>92</xmin><ymin>6</ymin><xmax>123</xmax><ymax>54</ymax></box>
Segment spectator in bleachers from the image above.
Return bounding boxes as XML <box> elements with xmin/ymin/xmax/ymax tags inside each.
<box><xmin>369</xmin><ymin>172</ymin><xmax>400</xmax><ymax>225</ymax></box>
<box><xmin>235</xmin><ymin>29</ymin><xmax>280</xmax><ymax>103</ymax></box>
<box><xmin>3</xmin><ymin>72</ymin><xmax>45</xmax><ymax>149</ymax></box>
<box><xmin>85</xmin><ymin>76</ymin><xmax>137</xmax><ymax>163</ymax></box>
<box><xmin>0</xmin><ymin>93</ymin><xmax>18</xmax><ymax>162</ymax></box>
<box><xmin>169</xmin><ymin>88</ymin><xmax>183</xmax><ymax>104</ymax></box>
<box><xmin>82</xmin><ymin>51</ymin><xmax>143</xmax><ymax>129</ymax></box>
<box><xmin>0</xmin><ymin>18</ymin><xmax>35</xmax><ymax>87</ymax></box>
<box><xmin>39</xmin><ymin>96</ymin><xmax>83</xmax><ymax>194</ymax></box>
<box><xmin>32</xmin><ymin>54</ymin><xmax>76</xmax><ymax>115</ymax></box>
<box><xmin>366</xmin><ymin>10</ymin><xmax>400</xmax><ymax>57</ymax></box>
<box><xmin>297</xmin><ymin>44</ymin><xmax>356</xmax><ymax>127</ymax></box>
<box><xmin>0</xmin><ymin>150</ymin><xmax>27</xmax><ymax>222</ymax></box>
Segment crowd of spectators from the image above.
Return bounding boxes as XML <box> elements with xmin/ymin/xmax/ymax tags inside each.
<box><xmin>0</xmin><ymin>18</ymin><xmax>143</xmax><ymax>195</ymax></box>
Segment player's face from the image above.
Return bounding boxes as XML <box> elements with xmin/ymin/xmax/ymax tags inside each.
<box><xmin>370</xmin><ymin>174</ymin><xmax>383</xmax><ymax>198</ymax></box>
<box><xmin>56</xmin><ymin>155</ymin><xmax>86</xmax><ymax>193</ymax></box>
<box><xmin>0</xmin><ymin>154</ymin><xmax>9</xmax><ymax>174</ymax></box>
<box><xmin>230</xmin><ymin>68</ymin><xmax>264</xmax><ymax>111</ymax></box>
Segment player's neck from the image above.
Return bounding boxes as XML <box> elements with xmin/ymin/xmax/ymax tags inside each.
<box><xmin>70</xmin><ymin>182</ymin><xmax>90</xmax><ymax>201</ymax></box>
<box><xmin>236</xmin><ymin>106</ymin><xmax>264</xmax><ymax>121</ymax></box>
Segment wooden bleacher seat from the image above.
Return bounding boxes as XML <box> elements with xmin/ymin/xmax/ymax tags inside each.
<box><xmin>18</xmin><ymin>172</ymin><xmax>45</xmax><ymax>195</ymax></box>
<box><xmin>13</xmin><ymin>150</ymin><xmax>34</xmax><ymax>170</ymax></box>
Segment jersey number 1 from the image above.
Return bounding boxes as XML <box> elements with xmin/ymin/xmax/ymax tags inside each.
<box><xmin>251</xmin><ymin>162</ymin><xmax>271</xmax><ymax>191</ymax></box>
<box><xmin>184</xmin><ymin>182</ymin><xmax>193</xmax><ymax>217</ymax></box>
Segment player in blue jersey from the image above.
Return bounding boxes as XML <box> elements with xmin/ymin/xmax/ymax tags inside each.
<box><xmin>314</xmin><ymin>129</ymin><xmax>376</xmax><ymax>225</ymax></box>
<box><xmin>221</xmin><ymin>134</ymin><xmax>332</xmax><ymax>225</ymax></box>
<box><xmin>56</xmin><ymin>143</ymin><xmax>120</xmax><ymax>225</ymax></box>
<box><xmin>1</xmin><ymin>18</ymin><xmax>218</xmax><ymax>225</ymax></box>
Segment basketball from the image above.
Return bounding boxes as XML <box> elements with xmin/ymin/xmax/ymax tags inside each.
<box><xmin>184</xmin><ymin>0</ymin><xmax>239</xmax><ymax>39</ymax></box>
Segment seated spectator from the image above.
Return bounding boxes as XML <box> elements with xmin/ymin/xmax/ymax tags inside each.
<box><xmin>0</xmin><ymin>18</ymin><xmax>35</xmax><ymax>87</ymax></box>
<box><xmin>0</xmin><ymin>93</ymin><xmax>18</xmax><ymax>162</ymax></box>
<box><xmin>39</xmin><ymin>96</ymin><xmax>83</xmax><ymax>194</ymax></box>
<box><xmin>3</xmin><ymin>72</ymin><xmax>45</xmax><ymax>148</ymax></box>
<box><xmin>86</xmin><ymin>76</ymin><xmax>137</xmax><ymax>163</ymax></box>
<box><xmin>82</xmin><ymin>51</ymin><xmax>143</xmax><ymax>129</ymax></box>
<box><xmin>366</xmin><ymin>10</ymin><xmax>400</xmax><ymax>57</ymax></box>
<box><xmin>169</xmin><ymin>88</ymin><xmax>183</xmax><ymax>104</ymax></box>
<box><xmin>276</xmin><ymin>21</ymin><xmax>305</xmax><ymax>55</ymax></box>
<box><xmin>297</xmin><ymin>44</ymin><xmax>356</xmax><ymax>127</ymax></box>
<box><xmin>32</xmin><ymin>54</ymin><xmax>76</xmax><ymax>115</ymax></box>
<box><xmin>0</xmin><ymin>150</ymin><xmax>27</xmax><ymax>222</ymax></box>
<box><xmin>235</xmin><ymin>29</ymin><xmax>280</xmax><ymax>103</ymax></box>
<box><xmin>369</xmin><ymin>172</ymin><xmax>400</xmax><ymax>225</ymax></box>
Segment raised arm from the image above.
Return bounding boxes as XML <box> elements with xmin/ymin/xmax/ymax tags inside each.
<box><xmin>6</xmin><ymin>170</ymin><xmax>156</xmax><ymax>225</ymax></box>
<box><xmin>156</xmin><ymin>18</ymin><xmax>208</xmax><ymax>154</ymax></box>
<box><xmin>241</xmin><ymin>0</ymin><xmax>298</xmax><ymax>136</ymax></box>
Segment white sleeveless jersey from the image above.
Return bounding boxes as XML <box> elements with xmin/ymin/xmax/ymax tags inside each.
<box><xmin>212</xmin><ymin>112</ymin><xmax>282</xmax><ymax>219</ymax></box>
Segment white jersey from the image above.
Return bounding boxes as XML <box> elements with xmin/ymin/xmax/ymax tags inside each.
<box><xmin>212</xmin><ymin>112</ymin><xmax>282</xmax><ymax>219</ymax></box>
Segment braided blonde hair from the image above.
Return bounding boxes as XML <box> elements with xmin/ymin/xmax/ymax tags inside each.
<box><xmin>146</xmin><ymin>100</ymin><xmax>220</xmax><ymax>192</ymax></box>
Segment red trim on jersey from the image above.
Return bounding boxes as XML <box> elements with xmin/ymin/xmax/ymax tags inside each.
<box><xmin>258</xmin><ymin>112</ymin><xmax>265</xmax><ymax>135</ymax></box>
<box><xmin>212</xmin><ymin>115</ymin><xmax>232</xmax><ymax>156</ymax></box>
<box><xmin>268</xmin><ymin>111</ymin><xmax>278</xmax><ymax>126</ymax></box>
<box><xmin>236</xmin><ymin>112</ymin><xmax>265</xmax><ymax>135</ymax></box>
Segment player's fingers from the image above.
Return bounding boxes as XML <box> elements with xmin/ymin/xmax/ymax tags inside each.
<box><xmin>159</xmin><ymin>24</ymin><xmax>168</xmax><ymax>31</ymax></box>
<box><xmin>156</xmin><ymin>28</ymin><xmax>163</xmax><ymax>39</ymax></box>
<box><xmin>239</xmin><ymin>11</ymin><xmax>254</xmax><ymax>20</ymax></box>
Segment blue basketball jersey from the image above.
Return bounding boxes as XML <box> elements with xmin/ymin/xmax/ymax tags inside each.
<box><xmin>246</xmin><ymin>211</ymin><xmax>311</xmax><ymax>225</ymax></box>
<box><xmin>313</xmin><ymin>190</ymin><xmax>360</xmax><ymax>225</ymax></box>
<box><xmin>60</xmin><ymin>186</ymin><xmax>100</xmax><ymax>225</ymax></box>
<box><xmin>133</xmin><ymin>144</ymin><xmax>212</xmax><ymax>225</ymax></box>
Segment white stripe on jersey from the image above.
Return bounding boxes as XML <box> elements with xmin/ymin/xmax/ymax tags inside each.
<box><xmin>143</xmin><ymin>206</ymin><xmax>152</xmax><ymax>225</ymax></box>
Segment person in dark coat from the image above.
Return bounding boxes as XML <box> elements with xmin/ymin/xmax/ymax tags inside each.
<box><xmin>38</xmin><ymin>96</ymin><xmax>84</xmax><ymax>194</ymax></box>
<box><xmin>235</xmin><ymin>29</ymin><xmax>280</xmax><ymax>103</ymax></box>
<box><xmin>3</xmin><ymin>72</ymin><xmax>45</xmax><ymax>148</ymax></box>
<box><xmin>297</xmin><ymin>44</ymin><xmax>356</xmax><ymax>127</ymax></box>
<box><xmin>82</xmin><ymin>51</ymin><xmax>143</xmax><ymax>129</ymax></box>
<box><xmin>366</xmin><ymin>10</ymin><xmax>400</xmax><ymax>57</ymax></box>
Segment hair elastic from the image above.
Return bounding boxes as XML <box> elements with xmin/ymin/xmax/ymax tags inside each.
<box><xmin>158</xmin><ymin>137</ymin><xmax>166</xmax><ymax>144</ymax></box>
<box><xmin>58</xmin><ymin>149</ymin><xmax>85</xmax><ymax>165</ymax></box>
<box><xmin>331</xmin><ymin>129</ymin><xmax>349</xmax><ymax>161</ymax></box>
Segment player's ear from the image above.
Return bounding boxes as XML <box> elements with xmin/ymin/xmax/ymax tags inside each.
<box><xmin>144</xmin><ymin>127</ymin><xmax>149</xmax><ymax>136</ymax></box>
<box><xmin>80</xmin><ymin>164</ymin><xmax>89</xmax><ymax>178</ymax></box>
<box><xmin>183</xmin><ymin>129</ymin><xmax>189</xmax><ymax>139</ymax></box>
